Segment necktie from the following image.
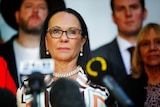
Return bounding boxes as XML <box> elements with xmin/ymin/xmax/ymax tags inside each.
<box><xmin>127</xmin><ymin>46</ymin><xmax>135</xmax><ymax>64</ymax></box>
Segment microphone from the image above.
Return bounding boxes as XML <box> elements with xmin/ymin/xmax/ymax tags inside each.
<box><xmin>19</xmin><ymin>58</ymin><xmax>54</xmax><ymax>84</ymax></box>
<box><xmin>86</xmin><ymin>56</ymin><xmax>108</xmax><ymax>85</ymax></box>
<box><xmin>19</xmin><ymin>59</ymin><xmax>54</xmax><ymax>107</ymax></box>
<box><xmin>86</xmin><ymin>56</ymin><xmax>134</xmax><ymax>107</ymax></box>
<box><xmin>86</xmin><ymin>56</ymin><xmax>107</xmax><ymax>77</ymax></box>
<box><xmin>0</xmin><ymin>88</ymin><xmax>17</xmax><ymax>107</ymax></box>
<box><xmin>28</xmin><ymin>72</ymin><xmax>45</xmax><ymax>107</ymax></box>
<box><xmin>28</xmin><ymin>72</ymin><xmax>45</xmax><ymax>94</ymax></box>
<box><xmin>103</xmin><ymin>75</ymin><xmax>134</xmax><ymax>107</ymax></box>
<box><xmin>50</xmin><ymin>78</ymin><xmax>85</xmax><ymax>107</ymax></box>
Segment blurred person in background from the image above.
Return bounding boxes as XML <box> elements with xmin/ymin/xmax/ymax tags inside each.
<box><xmin>88</xmin><ymin>0</ymin><xmax>147</xmax><ymax>86</ymax></box>
<box><xmin>120</xmin><ymin>23</ymin><xmax>160</xmax><ymax>107</ymax></box>
<box><xmin>0</xmin><ymin>0</ymin><xmax>66</xmax><ymax>88</ymax></box>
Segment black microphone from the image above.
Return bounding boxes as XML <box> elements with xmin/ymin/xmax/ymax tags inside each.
<box><xmin>86</xmin><ymin>56</ymin><xmax>134</xmax><ymax>107</ymax></box>
<box><xmin>86</xmin><ymin>56</ymin><xmax>108</xmax><ymax>85</ymax></box>
<box><xmin>103</xmin><ymin>75</ymin><xmax>134</xmax><ymax>107</ymax></box>
<box><xmin>28</xmin><ymin>72</ymin><xmax>45</xmax><ymax>94</ymax></box>
<box><xmin>28</xmin><ymin>72</ymin><xmax>45</xmax><ymax>107</ymax></box>
<box><xmin>0</xmin><ymin>88</ymin><xmax>17</xmax><ymax>107</ymax></box>
<box><xmin>50</xmin><ymin>78</ymin><xmax>86</xmax><ymax>107</ymax></box>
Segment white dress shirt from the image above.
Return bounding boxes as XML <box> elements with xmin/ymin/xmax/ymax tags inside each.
<box><xmin>117</xmin><ymin>36</ymin><xmax>136</xmax><ymax>75</ymax></box>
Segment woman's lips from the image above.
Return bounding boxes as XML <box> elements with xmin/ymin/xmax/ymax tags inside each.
<box><xmin>147</xmin><ymin>54</ymin><xmax>160</xmax><ymax>60</ymax></box>
<box><xmin>57</xmin><ymin>47</ymin><xmax>70</xmax><ymax>50</ymax></box>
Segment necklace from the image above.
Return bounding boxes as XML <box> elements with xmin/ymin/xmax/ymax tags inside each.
<box><xmin>53</xmin><ymin>66</ymin><xmax>80</xmax><ymax>78</ymax></box>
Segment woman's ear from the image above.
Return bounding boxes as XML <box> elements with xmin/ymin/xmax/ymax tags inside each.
<box><xmin>81</xmin><ymin>36</ymin><xmax>87</xmax><ymax>47</ymax></box>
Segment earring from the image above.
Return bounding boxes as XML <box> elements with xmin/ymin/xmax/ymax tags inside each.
<box><xmin>46</xmin><ymin>50</ymin><xmax>49</xmax><ymax>55</ymax></box>
<box><xmin>80</xmin><ymin>51</ymin><xmax>83</xmax><ymax>56</ymax></box>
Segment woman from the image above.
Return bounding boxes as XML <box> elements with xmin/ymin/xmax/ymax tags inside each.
<box><xmin>17</xmin><ymin>8</ymin><xmax>110</xmax><ymax>107</ymax></box>
<box><xmin>120</xmin><ymin>23</ymin><xmax>160</xmax><ymax>107</ymax></box>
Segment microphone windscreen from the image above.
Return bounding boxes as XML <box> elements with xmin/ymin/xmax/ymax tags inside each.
<box><xmin>28</xmin><ymin>72</ymin><xmax>45</xmax><ymax>94</ymax></box>
<box><xmin>90</xmin><ymin>60</ymin><xmax>102</xmax><ymax>71</ymax></box>
<box><xmin>0</xmin><ymin>88</ymin><xmax>17</xmax><ymax>107</ymax></box>
<box><xmin>86</xmin><ymin>56</ymin><xmax>108</xmax><ymax>85</ymax></box>
<box><xmin>50</xmin><ymin>78</ymin><xmax>86</xmax><ymax>107</ymax></box>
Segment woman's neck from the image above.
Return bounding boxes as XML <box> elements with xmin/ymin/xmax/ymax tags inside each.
<box><xmin>53</xmin><ymin>65</ymin><xmax>80</xmax><ymax>80</ymax></box>
<box><xmin>145</xmin><ymin>66</ymin><xmax>160</xmax><ymax>85</ymax></box>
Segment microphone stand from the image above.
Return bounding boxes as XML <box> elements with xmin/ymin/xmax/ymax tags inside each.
<box><xmin>103</xmin><ymin>75</ymin><xmax>134</xmax><ymax>107</ymax></box>
<box><xmin>31</xmin><ymin>80</ymin><xmax>40</xmax><ymax>107</ymax></box>
<box><xmin>31</xmin><ymin>92</ymin><xmax>38</xmax><ymax>107</ymax></box>
<box><xmin>28</xmin><ymin>72</ymin><xmax>45</xmax><ymax>107</ymax></box>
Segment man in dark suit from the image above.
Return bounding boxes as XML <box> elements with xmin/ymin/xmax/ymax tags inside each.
<box><xmin>0</xmin><ymin>0</ymin><xmax>66</xmax><ymax>88</ymax></box>
<box><xmin>87</xmin><ymin>0</ymin><xmax>147</xmax><ymax>85</ymax></box>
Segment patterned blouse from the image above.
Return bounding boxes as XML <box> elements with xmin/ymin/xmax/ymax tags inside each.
<box><xmin>144</xmin><ymin>83</ymin><xmax>160</xmax><ymax>107</ymax></box>
<box><xmin>17</xmin><ymin>66</ymin><xmax>110</xmax><ymax>107</ymax></box>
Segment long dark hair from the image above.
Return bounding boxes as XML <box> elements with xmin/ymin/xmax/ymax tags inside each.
<box><xmin>40</xmin><ymin>8</ymin><xmax>91</xmax><ymax>70</ymax></box>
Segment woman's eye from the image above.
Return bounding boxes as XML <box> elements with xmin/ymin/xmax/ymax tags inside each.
<box><xmin>141</xmin><ymin>42</ymin><xmax>149</xmax><ymax>46</ymax></box>
<box><xmin>69</xmin><ymin>30</ymin><xmax>76</xmax><ymax>34</ymax></box>
<box><xmin>53</xmin><ymin>29</ymin><xmax>60</xmax><ymax>34</ymax></box>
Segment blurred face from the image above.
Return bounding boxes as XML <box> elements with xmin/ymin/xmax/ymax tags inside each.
<box><xmin>15</xmin><ymin>0</ymin><xmax>48</xmax><ymax>34</ymax></box>
<box><xmin>112</xmin><ymin>0</ymin><xmax>147</xmax><ymax>36</ymax></box>
<box><xmin>45</xmin><ymin>12</ymin><xmax>86</xmax><ymax>63</ymax></box>
<box><xmin>140</xmin><ymin>28</ymin><xmax>160</xmax><ymax>67</ymax></box>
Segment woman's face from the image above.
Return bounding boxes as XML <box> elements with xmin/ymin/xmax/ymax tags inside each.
<box><xmin>45</xmin><ymin>12</ymin><xmax>86</xmax><ymax>62</ymax></box>
<box><xmin>139</xmin><ymin>28</ymin><xmax>160</xmax><ymax>67</ymax></box>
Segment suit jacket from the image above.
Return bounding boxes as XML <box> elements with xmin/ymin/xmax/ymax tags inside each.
<box><xmin>89</xmin><ymin>38</ymin><xmax>127</xmax><ymax>85</ymax></box>
<box><xmin>119</xmin><ymin>72</ymin><xmax>147</xmax><ymax>107</ymax></box>
<box><xmin>0</xmin><ymin>35</ymin><xmax>19</xmax><ymax>88</ymax></box>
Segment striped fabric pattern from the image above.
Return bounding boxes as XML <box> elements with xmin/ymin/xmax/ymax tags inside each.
<box><xmin>17</xmin><ymin>66</ymin><xmax>109</xmax><ymax>107</ymax></box>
